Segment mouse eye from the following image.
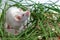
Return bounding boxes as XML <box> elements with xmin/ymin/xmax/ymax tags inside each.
<box><xmin>22</xmin><ymin>14</ymin><xmax>24</xmax><ymax>16</ymax></box>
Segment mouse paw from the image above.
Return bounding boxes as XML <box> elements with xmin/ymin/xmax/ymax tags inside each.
<box><xmin>14</xmin><ymin>30</ymin><xmax>19</xmax><ymax>35</ymax></box>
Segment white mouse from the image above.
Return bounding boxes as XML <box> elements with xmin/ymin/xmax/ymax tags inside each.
<box><xmin>5</xmin><ymin>6</ymin><xmax>30</xmax><ymax>35</ymax></box>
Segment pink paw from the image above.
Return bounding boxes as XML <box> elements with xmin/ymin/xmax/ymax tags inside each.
<box><xmin>15</xmin><ymin>30</ymin><xmax>18</xmax><ymax>34</ymax></box>
<box><xmin>7</xmin><ymin>24</ymin><xmax>11</xmax><ymax>29</ymax></box>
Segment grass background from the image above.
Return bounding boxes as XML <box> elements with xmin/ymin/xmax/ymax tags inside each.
<box><xmin>0</xmin><ymin>0</ymin><xmax>60</xmax><ymax>40</ymax></box>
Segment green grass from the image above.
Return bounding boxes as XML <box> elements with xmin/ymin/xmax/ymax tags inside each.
<box><xmin>0</xmin><ymin>0</ymin><xmax>60</xmax><ymax>40</ymax></box>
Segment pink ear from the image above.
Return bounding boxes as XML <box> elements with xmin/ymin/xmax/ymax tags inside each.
<box><xmin>15</xmin><ymin>15</ymin><xmax>22</xmax><ymax>21</ymax></box>
<box><xmin>26</xmin><ymin>11</ymin><xmax>30</xmax><ymax>16</ymax></box>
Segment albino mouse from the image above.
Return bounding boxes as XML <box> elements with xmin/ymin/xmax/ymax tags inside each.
<box><xmin>5</xmin><ymin>6</ymin><xmax>30</xmax><ymax>35</ymax></box>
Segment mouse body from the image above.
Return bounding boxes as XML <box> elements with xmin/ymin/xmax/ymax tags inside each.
<box><xmin>5</xmin><ymin>6</ymin><xmax>30</xmax><ymax>35</ymax></box>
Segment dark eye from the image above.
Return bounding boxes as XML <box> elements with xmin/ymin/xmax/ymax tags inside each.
<box><xmin>22</xmin><ymin>14</ymin><xmax>24</xmax><ymax>16</ymax></box>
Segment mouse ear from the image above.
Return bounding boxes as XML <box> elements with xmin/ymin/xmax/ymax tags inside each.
<box><xmin>25</xmin><ymin>10</ymin><xmax>30</xmax><ymax>16</ymax></box>
<box><xmin>15</xmin><ymin>15</ymin><xmax>22</xmax><ymax>21</ymax></box>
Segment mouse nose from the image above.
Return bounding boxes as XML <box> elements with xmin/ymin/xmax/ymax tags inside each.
<box><xmin>15</xmin><ymin>15</ymin><xmax>22</xmax><ymax>21</ymax></box>
<box><xmin>25</xmin><ymin>11</ymin><xmax>30</xmax><ymax>16</ymax></box>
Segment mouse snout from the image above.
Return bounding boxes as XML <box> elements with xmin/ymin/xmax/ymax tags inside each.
<box><xmin>25</xmin><ymin>11</ymin><xmax>30</xmax><ymax>16</ymax></box>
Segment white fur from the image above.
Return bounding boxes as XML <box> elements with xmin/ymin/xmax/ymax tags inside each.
<box><xmin>5</xmin><ymin>6</ymin><xmax>30</xmax><ymax>35</ymax></box>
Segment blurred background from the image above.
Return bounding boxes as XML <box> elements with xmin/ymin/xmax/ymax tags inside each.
<box><xmin>0</xmin><ymin>0</ymin><xmax>60</xmax><ymax>13</ymax></box>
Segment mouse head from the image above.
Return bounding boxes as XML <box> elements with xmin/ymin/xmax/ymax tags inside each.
<box><xmin>15</xmin><ymin>8</ymin><xmax>30</xmax><ymax>22</ymax></box>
